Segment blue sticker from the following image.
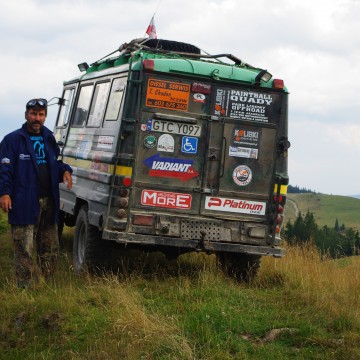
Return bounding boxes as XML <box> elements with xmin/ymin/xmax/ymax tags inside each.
<box><xmin>181</xmin><ymin>136</ymin><xmax>198</xmax><ymax>154</ymax></box>
<box><xmin>143</xmin><ymin>154</ymin><xmax>199</xmax><ymax>181</ymax></box>
<box><xmin>146</xmin><ymin>118</ymin><xmax>153</xmax><ymax>131</ymax></box>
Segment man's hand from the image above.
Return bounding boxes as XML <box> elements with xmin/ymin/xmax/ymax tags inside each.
<box><xmin>63</xmin><ymin>171</ymin><xmax>73</xmax><ymax>190</ymax></box>
<box><xmin>0</xmin><ymin>194</ymin><xmax>12</xmax><ymax>213</ymax></box>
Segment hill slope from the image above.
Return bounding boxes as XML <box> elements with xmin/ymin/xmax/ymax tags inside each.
<box><xmin>284</xmin><ymin>193</ymin><xmax>360</xmax><ymax>231</ymax></box>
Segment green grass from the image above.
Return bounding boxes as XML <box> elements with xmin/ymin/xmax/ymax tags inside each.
<box><xmin>1</xmin><ymin>217</ymin><xmax>360</xmax><ymax>359</ymax></box>
<box><xmin>285</xmin><ymin>193</ymin><xmax>360</xmax><ymax>230</ymax></box>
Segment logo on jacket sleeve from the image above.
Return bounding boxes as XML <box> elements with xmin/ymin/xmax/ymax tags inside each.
<box><xmin>19</xmin><ymin>154</ymin><xmax>31</xmax><ymax>161</ymax></box>
<box><xmin>1</xmin><ymin>157</ymin><xmax>10</xmax><ymax>164</ymax></box>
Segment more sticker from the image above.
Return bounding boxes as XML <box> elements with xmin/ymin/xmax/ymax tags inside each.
<box><xmin>141</xmin><ymin>189</ymin><xmax>192</xmax><ymax>209</ymax></box>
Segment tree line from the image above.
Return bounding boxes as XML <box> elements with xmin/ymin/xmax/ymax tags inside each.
<box><xmin>288</xmin><ymin>185</ymin><xmax>318</xmax><ymax>194</ymax></box>
<box><xmin>283</xmin><ymin>211</ymin><xmax>360</xmax><ymax>258</ymax></box>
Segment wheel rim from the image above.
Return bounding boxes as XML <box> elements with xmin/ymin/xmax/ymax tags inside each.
<box><xmin>77</xmin><ymin>221</ymin><xmax>86</xmax><ymax>266</ymax></box>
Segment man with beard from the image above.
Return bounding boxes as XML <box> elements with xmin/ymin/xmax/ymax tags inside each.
<box><xmin>0</xmin><ymin>98</ymin><xmax>73</xmax><ymax>288</ymax></box>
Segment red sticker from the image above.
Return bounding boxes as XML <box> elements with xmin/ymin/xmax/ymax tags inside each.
<box><xmin>141</xmin><ymin>190</ymin><xmax>192</xmax><ymax>209</ymax></box>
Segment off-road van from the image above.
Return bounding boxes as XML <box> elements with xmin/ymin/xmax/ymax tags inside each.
<box><xmin>54</xmin><ymin>38</ymin><xmax>290</xmax><ymax>280</ymax></box>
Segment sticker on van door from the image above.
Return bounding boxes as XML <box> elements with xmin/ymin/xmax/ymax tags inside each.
<box><xmin>144</xmin><ymin>134</ymin><xmax>158</xmax><ymax>148</ymax></box>
<box><xmin>229</xmin><ymin>127</ymin><xmax>261</xmax><ymax>159</ymax></box>
<box><xmin>146</xmin><ymin>78</ymin><xmax>190</xmax><ymax>111</ymax></box>
<box><xmin>193</xmin><ymin>93</ymin><xmax>206</xmax><ymax>103</ymax></box>
<box><xmin>229</xmin><ymin>146</ymin><xmax>258</xmax><ymax>159</ymax></box>
<box><xmin>144</xmin><ymin>154</ymin><xmax>199</xmax><ymax>181</ymax></box>
<box><xmin>212</xmin><ymin>87</ymin><xmax>278</xmax><ymax>123</ymax></box>
<box><xmin>205</xmin><ymin>196</ymin><xmax>265</xmax><ymax>215</ymax></box>
<box><xmin>232</xmin><ymin>165</ymin><xmax>252</xmax><ymax>186</ymax></box>
<box><xmin>141</xmin><ymin>189</ymin><xmax>192</xmax><ymax>209</ymax></box>
<box><xmin>181</xmin><ymin>136</ymin><xmax>198</xmax><ymax>154</ymax></box>
<box><xmin>157</xmin><ymin>134</ymin><xmax>175</xmax><ymax>152</ymax></box>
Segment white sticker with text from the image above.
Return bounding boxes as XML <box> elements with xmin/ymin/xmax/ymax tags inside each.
<box><xmin>205</xmin><ymin>196</ymin><xmax>266</xmax><ymax>215</ymax></box>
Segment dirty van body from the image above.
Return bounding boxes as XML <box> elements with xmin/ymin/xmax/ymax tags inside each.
<box><xmin>54</xmin><ymin>39</ymin><xmax>290</xmax><ymax>281</ymax></box>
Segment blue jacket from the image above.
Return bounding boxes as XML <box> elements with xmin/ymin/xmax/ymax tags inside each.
<box><xmin>0</xmin><ymin>123</ymin><xmax>72</xmax><ymax>225</ymax></box>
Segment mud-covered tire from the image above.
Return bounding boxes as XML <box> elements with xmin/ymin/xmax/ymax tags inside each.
<box><xmin>73</xmin><ymin>205</ymin><xmax>108</xmax><ymax>273</ymax></box>
<box><xmin>216</xmin><ymin>252</ymin><xmax>261</xmax><ymax>282</ymax></box>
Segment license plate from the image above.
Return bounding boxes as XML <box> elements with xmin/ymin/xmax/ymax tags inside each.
<box><xmin>149</xmin><ymin>119</ymin><xmax>201</xmax><ymax>137</ymax></box>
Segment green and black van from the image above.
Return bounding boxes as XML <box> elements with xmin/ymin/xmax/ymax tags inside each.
<box><xmin>54</xmin><ymin>38</ymin><xmax>290</xmax><ymax>280</ymax></box>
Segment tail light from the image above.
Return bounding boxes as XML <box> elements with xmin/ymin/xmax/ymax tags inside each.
<box><xmin>273</xmin><ymin>79</ymin><xmax>284</xmax><ymax>90</ymax></box>
<box><xmin>143</xmin><ymin>59</ymin><xmax>155</xmax><ymax>71</ymax></box>
<box><xmin>273</xmin><ymin>184</ymin><xmax>288</xmax><ymax>235</ymax></box>
<box><xmin>117</xmin><ymin>208</ymin><xmax>127</xmax><ymax>219</ymax></box>
<box><xmin>117</xmin><ymin>177</ymin><xmax>132</xmax><ymax>219</ymax></box>
<box><xmin>133</xmin><ymin>214</ymin><xmax>155</xmax><ymax>226</ymax></box>
<box><xmin>123</xmin><ymin>177</ymin><xmax>132</xmax><ymax>187</ymax></box>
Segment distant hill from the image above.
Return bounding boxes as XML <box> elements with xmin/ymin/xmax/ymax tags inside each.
<box><xmin>284</xmin><ymin>193</ymin><xmax>360</xmax><ymax>231</ymax></box>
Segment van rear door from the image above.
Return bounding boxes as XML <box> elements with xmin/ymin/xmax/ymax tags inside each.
<box><xmin>132</xmin><ymin>76</ymin><xmax>283</xmax><ymax>223</ymax></box>
<box><xmin>201</xmin><ymin>85</ymin><xmax>282</xmax><ymax>219</ymax></box>
<box><xmin>132</xmin><ymin>76</ymin><xmax>207</xmax><ymax>215</ymax></box>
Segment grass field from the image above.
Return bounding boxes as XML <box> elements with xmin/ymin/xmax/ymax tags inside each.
<box><xmin>285</xmin><ymin>193</ymin><xmax>360</xmax><ymax>231</ymax></box>
<box><xmin>1</xmin><ymin>219</ymin><xmax>360</xmax><ymax>359</ymax></box>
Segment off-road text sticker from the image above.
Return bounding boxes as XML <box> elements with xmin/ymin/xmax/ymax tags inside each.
<box><xmin>212</xmin><ymin>87</ymin><xmax>277</xmax><ymax>123</ymax></box>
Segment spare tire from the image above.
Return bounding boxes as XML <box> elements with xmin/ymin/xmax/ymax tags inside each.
<box><xmin>144</xmin><ymin>39</ymin><xmax>201</xmax><ymax>54</ymax></box>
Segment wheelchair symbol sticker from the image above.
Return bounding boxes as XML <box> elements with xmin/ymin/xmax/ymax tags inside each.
<box><xmin>181</xmin><ymin>136</ymin><xmax>198</xmax><ymax>154</ymax></box>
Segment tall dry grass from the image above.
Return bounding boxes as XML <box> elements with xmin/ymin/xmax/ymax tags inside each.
<box><xmin>2</xmin><ymin>223</ymin><xmax>360</xmax><ymax>359</ymax></box>
<box><xmin>67</xmin><ymin>276</ymin><xmax>194</xmax><ymax>359</ymax></box>
<box><xmin>258</xmin><ymin>243</ymin><xmax>360</xmax><ymax>332</ymax></box>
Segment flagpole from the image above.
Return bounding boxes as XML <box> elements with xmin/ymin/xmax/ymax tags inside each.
<box><xmin>144</xmin><ymin>14</ymin><xmax>155</xmax><ymax>38</ymax></box>
<box><xmin>154</xmin><ymin>0</ymin><xmax>163</xmax><ymax>14</ymax></box>
<box><xmin>144</xmin><ymin>0</ymin><xmax>162</xmax><ymax>38</ymax></box>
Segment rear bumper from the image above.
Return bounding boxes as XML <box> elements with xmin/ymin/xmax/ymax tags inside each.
<box><xmin>103</xmin><ymin>231</ymin><xmax>285</xmax><ymax>258</ymax></box>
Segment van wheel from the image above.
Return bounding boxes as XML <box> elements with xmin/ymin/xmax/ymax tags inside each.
<box><xmin>216</xmin><ymin>252</ymin><xmax>261</xmax><ymax>282</ymax></box>
<box><xmin>73</xmin><ymin>205</ymin><xmax>106</xmax><ymax>273</ymax></box>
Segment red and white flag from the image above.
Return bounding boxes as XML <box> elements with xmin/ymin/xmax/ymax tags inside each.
<box><xmin>146</xmin><ymin>15</ymin><xmax>157</xmax><ymax>39</ymax></box>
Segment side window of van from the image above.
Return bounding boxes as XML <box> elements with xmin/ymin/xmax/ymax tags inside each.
<box><xmin>73</xmin><ymin>85</ymin><xmax>93</xmax><ymax>126</ymax></box>
<box><xmin>104</xmin><ymin>78</ymin><xmax>125</xmax><ymax>121</ymax></box>
<box><xmin>57</xmin><ymin>88</ymin><xmax>75</xmax><ymax>127</ymax></box>
<box><xmin>87</xmin><ymin>82</ymin><xmax>111</xmax><ymax>127</ymax></box>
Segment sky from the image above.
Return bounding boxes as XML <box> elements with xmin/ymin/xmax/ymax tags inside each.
<box><xmin>1</xmin><ymin>0</ymin><xmax>360</xmax><ymax>196</ymax></box>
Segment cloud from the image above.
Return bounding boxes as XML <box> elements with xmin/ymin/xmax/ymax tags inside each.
<box><xmin>0</xmin><ymin>0</ymin><xmax>359</xmax><ymax>195</ymax></box>
<box><xmin>289</xmin><ymin>118</ymin><xmax>360</xmax><ymax>195</ymax></box>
